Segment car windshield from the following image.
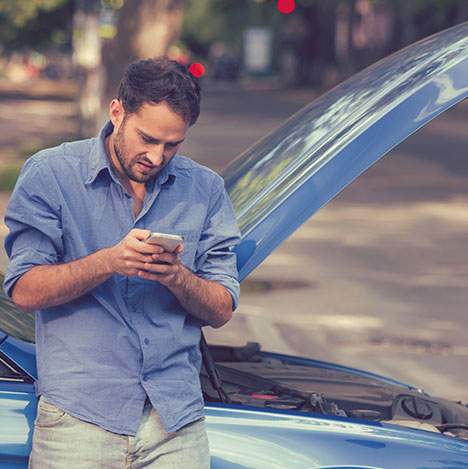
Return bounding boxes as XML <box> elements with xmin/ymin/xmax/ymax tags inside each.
<box><xmin>0</xmin><ymin>274</ymin><xmax>35</xmax><ymax>343</ymax></box>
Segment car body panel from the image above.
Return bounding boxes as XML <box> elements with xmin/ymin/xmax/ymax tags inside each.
<box><xmin>205</xmin><ymin>406</ymin><xmax>468</xmax><ymax>468</ymax></box>
<box><xmin>2</xmin><ymin>338</ymin><xmax>468</xmax><ymax>467</ymax></box>
<box><xmin>1</xmin><ymin>348</ymin><xmax>468</xmax><ymax>468</ymax></box>
<box><xmin>258</xmin><ymin>351</ymin><xmax>416</xmax><ymax>390</ymax></box>
<box><xmin>225</xmin><ymin>22</ymin><xmax>468</xmax><ymax>280</ymax></box>
<box><xmin>0</xmin><ymin>337</ymin><xmax>36</xmax><ymax>381</ymax></box>
<box><xmin>0</xmin><ymin>384</ymin><xmax>35</xmax><ymax>468</ymax></box>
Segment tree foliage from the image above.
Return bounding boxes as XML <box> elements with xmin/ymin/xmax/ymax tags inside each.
<box><xmin>0</xmin><ymin>0</ymin><xmax>67</xmax><ymax>26</ymax></box>
<box><xmin>0</xmin><ymin>0</ymin><xmax>73</xmax><ymax>51</ymax></box>
<box><xmin>182</xmin><ymin>0</ymin><xmax>281</xmax><ymax>56</ymax></box>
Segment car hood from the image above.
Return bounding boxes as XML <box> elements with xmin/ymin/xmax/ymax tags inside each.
<box><xmin>223</xmin><ymin>21</ymin><xmax>468</xmax><ymax>281</ymax></box>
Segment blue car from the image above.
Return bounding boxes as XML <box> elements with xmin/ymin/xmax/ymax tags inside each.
<box><xmin>1</xmin><ymin>22</ymin><xmax>468</xmax><ymax>468</ymax></box>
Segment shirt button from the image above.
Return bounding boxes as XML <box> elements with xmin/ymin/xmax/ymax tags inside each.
<box><xmin>142</xmin><ymin>374</ymin><xmax>149</xmax><ymax>382</ymax></box>
<box><xmin>143</xmin><ymin>338</ymin><xmax>149</xmax><ymax>345</ymax></box>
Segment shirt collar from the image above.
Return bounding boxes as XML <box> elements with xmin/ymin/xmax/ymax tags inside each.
<box><xmin>85</xmin><ymin>121</ymin><xmax>177</xmax><ymax>188</ymax></box>
<box><xmin>85</xmin><ymin>121</ymin><xmax>117</xmax><ymax>185</ymax></box>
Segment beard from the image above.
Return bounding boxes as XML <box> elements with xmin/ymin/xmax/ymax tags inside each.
<box><xmin>113</xmin><ymin>120</ymin><xmax>152</xmax><ymax>184</ymax></box>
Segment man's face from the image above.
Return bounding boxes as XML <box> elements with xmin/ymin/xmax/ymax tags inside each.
<box><xmin>110</xmin><ymin>100</ymin><xmax>189</xmax><ymax>185</ymax></box>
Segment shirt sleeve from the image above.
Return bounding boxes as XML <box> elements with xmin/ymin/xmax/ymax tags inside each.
<box><xmin>194</xmin><ymin>175</ymin><xmax>241</xmax><ymax>311</ymax></box>
<box><xmin>3</xmin><ymin>158</ymin><xmax>64</xmax><ymax>298</ymax></box>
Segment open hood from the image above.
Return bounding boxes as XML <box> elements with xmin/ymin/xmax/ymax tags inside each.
<box><xmin>223</xmin><ymin>22</ymin><xmax>468</xmax><ymax>281</ymax></box>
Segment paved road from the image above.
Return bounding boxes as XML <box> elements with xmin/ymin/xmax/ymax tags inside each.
<box><xmin>1</xmin><ymin>81</ymin><xmax>467</xmax><ymax>403</ymax></box>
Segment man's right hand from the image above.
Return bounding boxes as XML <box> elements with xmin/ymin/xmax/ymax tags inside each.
<box><xmin>12</xmin><ymin>229</ymin><xmax>167</xmax><ymax>312</ymax></box>
<box><xmin>104</xmin><ymin>229</ymin><xmax>164</xmax><ymax>276</ymax></box>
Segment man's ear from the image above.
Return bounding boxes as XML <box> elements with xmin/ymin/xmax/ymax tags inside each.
<box><xmin>109</xmin><ymin>99</ymin><xmax>125</xmax><ymax>128</ymax></box>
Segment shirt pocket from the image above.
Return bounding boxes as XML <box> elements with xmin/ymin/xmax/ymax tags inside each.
<box><xmin>177</xmin><ymin>230</ymin><xmax>199</xmax><ymax>271</ymax></box>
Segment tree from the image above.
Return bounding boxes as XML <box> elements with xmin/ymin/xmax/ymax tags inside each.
<box><xmin>73</xmin><ymin>0</ymin><xmax>187</xmax><ymax>136</ymax></box>
<box><xmin>181</xmin><ymin>0</ymin><xmax>273</xmax><ymax>57</ymax></box>
<box><xmin>387</xmin><ymin>0</ymin><xmax>468</xmax><ymax>54</ymax></box>
<box><xmin>181</xmin><ymin>0</ymin><xmax>338</xmax><ymax>86</ymax></box>
<box><xmin>294</xmin><ymin>0</ymin><xmax>339</xmax><ymax>86</ymax></box>
<box><xmin>0</xmin><ymin>0</ymin><xmax>73</xmax><ymax>52</ymax></box>
<box><xmin>102</xmin><ymin>0</ymin><xmax>186</xmax><ymax>112</ymax></box>
<box><xmin>72</xmin><ymin>0</ymin><xmax>102</xmax><ymax>136</ymax></box>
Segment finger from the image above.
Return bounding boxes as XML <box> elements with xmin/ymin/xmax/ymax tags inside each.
<box><xmin>123</xmin><ymin>261</ymin><xmax>147</xmax><ymax>272</ymax></box>
<box><xmin>122</xmin><ymin>250</ymin><xmax>156</xmax><ymax>263</ymax></box>
<box><xmin>151</xmin><ymin>252</ymin><xmax>178</xmax><ymax>264</ymax></box>
<box><xmin>129</xmin><ymin>228</ymin><xmax>152</xmax><ymax>241</ymax></box>
<box><xmin>137</xmin><ymin>253</ymin><xmax>157</xmax><ymax>263</ymax></box>
<box><xmin>143</xmin><ymin>262</ymin><xmax>177</xmax><ymax>275</ymax></box>
<box><xmin>175</xmin><ymin>243</ymin><xmax>184</xmax><ymax>254</ymax></box>
<box><xmin>138</xmin><ymin>270</ymin><xmax>174</xmax><ymax>283</ymax></box>
<box><xmin>129</xmin><ymin>239</ymin><xmax>164</xmax><ymax>255</ymax></box>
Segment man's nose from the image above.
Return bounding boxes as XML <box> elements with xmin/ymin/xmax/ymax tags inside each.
<box><xmin>147</xmin><ymin>144</ymin><xmax>164</xmax><ymax>166</ymax></box>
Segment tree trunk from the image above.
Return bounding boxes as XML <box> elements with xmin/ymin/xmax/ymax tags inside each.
<box><xmin>73</xmin><ymin>0</ymin><xmax>103</xmax><ymax>137</ymax></box>
<box><xmin>101</xmin><ymin>0</ymin><xmax>186</xmax><ymax>120</ymax></box>
<box><xmin>75</xmin><ymin>0</ymin><xmax>186</xmax><ymax>136</ymax></box>
<box><xmin>296</xmin><ymin>0</ymin><xmax>338</xmax><ymax>87</ymax></box>
<box><xmin>345</xmin><ymin>0</ymin><xmax>357</xmax><ymax>76</ymax></box>
<box><xmin>387</xmin><ymin>0</ymin><xmax>415</xmax><ymax>55</ymax></box>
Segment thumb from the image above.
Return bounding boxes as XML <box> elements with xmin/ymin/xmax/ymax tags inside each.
<box><xmin>130</xmin><ymin>228</ymin><xmax>151</xmax><ymax>241</ymax></box>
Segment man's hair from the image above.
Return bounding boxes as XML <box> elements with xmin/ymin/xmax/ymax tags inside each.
<box><xmin>117</xmin><ymin>57</ymin><xmax>201</xmax><ymax>126</ymax></box>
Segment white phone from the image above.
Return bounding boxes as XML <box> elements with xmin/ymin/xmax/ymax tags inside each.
<box><xmin>145</xmin><ymin>232</ymin><xmax>184</xmax><ymax>252</ymax></box>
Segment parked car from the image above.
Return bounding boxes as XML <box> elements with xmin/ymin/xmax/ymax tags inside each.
<box><xmin>1</xmin><ymin>22</ymin><xmax>468</xmax><ymax>468</ymax></box>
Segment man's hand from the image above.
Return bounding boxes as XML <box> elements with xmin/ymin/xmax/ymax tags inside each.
<box><xmin>129</xmin><ymin>238</ymin><xmax>231</xmax><ymax>328</ymax></box>
<box><xmin>137</xmin><ymin>243</ymin><xmax>185</xmax><ymax>285</ymax></box>
<box><xmin>105</xmin><ymin>229</ymin><xmax>165</xmax><ymax>276</ymax></box>
<box><xmin>137</xmin><ymin>242</ymin><xmax>232</xmax><ymax>328</ymax></box>
<box><xmin>11</xmin><ymin>228</ymin><xmax>178</xmax><ymax>312</ymax></box>
<box><xmin>116</xmin><ymin>235</ymin><xmax>233</xmax><ymax>328</ymax></box>
<box><xmin>13</xmin><ymin>226</ymin><xmax>232</xmax><ymax>327</ymax></box>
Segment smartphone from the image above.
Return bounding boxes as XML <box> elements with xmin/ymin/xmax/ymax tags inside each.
<box><xmin>145</xmin><ymin>232</ymin><xmax>184</xmax><ymax>252</ymax></box>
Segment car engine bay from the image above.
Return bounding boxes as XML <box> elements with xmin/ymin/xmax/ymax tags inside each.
<box><xmin>201</xmin><ymin>342</ymin><xmax>468</xmax><ymax>440</ymax></box>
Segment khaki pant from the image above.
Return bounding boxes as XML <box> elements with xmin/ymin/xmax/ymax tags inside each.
<box><xmin>29</xmin><ymin>396</ymin><xmax>210</xmax><ymax>468</ymax></box>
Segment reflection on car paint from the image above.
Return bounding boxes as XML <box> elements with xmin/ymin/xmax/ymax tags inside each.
<box><xmin>224</xmin><ymin>23</ymin><xmax>468</xmax><ymax>278</ymax></box>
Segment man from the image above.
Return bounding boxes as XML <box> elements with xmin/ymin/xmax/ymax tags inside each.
<box><xmin>3</xmin><ymin>57</ymin><xmax>240</xmax><ymax>468</ymax></box>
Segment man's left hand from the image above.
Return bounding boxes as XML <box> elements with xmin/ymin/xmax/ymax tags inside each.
<box><xmin>138</xmin><ymin>243</ymin><xmax>233</xmax><ymax>328</ymax></box>
<box><xmin>137</xmin><ymin>244</ymin><xmax>186</xmax><ymax>286</ymax></box>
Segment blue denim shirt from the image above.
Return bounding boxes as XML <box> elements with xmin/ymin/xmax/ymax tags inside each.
<box><xmin>3</xmin><ymin>122</ymin><xmax>240</xmax><ymax>435</ymax></box>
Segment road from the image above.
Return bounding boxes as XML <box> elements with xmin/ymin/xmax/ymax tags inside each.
<box><xmin>1</xmin><ymin>80</ymin><xmax>467</xmax><ymax>402</ymax></box>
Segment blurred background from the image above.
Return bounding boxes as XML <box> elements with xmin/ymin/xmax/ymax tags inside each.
<box><xmin>1</xmin><ymin>0</ymin><xmax>467</xmax><ymax>138</ymax></box>
<box><xmin>0</xmin><ymin>0</ymin><xmax>468</xmax><ymax>402</ymax></box>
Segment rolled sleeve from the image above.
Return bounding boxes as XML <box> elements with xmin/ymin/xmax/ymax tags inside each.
<box><xmin>3</xmin><ymin>158</ymin><xmax>63</xmax><ymax>298</ymax></box>
<box><xmin>194</xmin><ymin>176</ymin><xmax>241</xmax><ymax>310</ymax></box>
